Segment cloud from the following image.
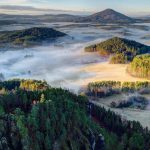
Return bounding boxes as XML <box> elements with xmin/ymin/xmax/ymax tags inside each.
<box><xmin>0</xmin><ymin>5</ymin><xmax>88</xmax><ymax>15</ymax></box>
<box><xmin>0</xmin><ymin>5</ymin><xmax>35</xmax><ymax>10</ymax></box>
<box><xmin>0</xmin><ymin>0</ymin><xmax>50</xmax><ymax>5</ymax></box>
<box><xmin>0</xmin><ymin>0</ymin><xmax>28</xmax><ymax>4</ymax></box>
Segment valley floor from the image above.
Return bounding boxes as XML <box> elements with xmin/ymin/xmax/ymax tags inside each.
<box><xmin>78</xmin><ymin>61</ymin><xmax>149</xmax><ymax>86</ymax></box>
<box><xmin>91</xmin><ymin>97</ymin><xmax>150</xmax><ymax>128</ymax></box>
<box><xmin>78</xmin><ymin>61</ymin><xmax>150</xmax><ymax>128</ymax></box>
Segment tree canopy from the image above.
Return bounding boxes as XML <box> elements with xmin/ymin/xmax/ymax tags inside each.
<box><xmin>127</xmin><ymin>54</ymin><xmax>150</xmax><ymax>79</ymax></box>
<box><xmin>85</xmin><ymin>37</ymin><xmax>150</xmax><ymax>64</ymax></box>
<box><xmin>0</xmin><ymin>79</ymin><xmax>149</xmax><ymax>150</ymax></box>
<box><xmin>0</xmin><ymin>27</ymin><xmax>66</xmax><ymax>48</ymax></box>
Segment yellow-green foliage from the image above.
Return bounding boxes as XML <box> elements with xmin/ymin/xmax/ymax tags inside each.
<box><xmin>110</xmin><ymin>53</ymin><xmax>127</xmax><ymax>64</ymax></box>
<box><xmin>13</xmin><ymin>38</ymin><xmax>24</xmax><ymax>45</ymax></box>
<box><xmin>127</xmin><ymin>54</ymin><xmax>150</xmax><ymax>79</ymax></box>
<box><xmin>88</xmin><ymin>81</ymin><xmax>121</xmax><ymax>90</ymax></box>
<box><xmin>20</xmin><ymin>79</ymin><xmax>48</xmax><ymax>91</ymax></box>
<box><xmin>88</xmin><ymin>81</ymin><xmax>150</xmax><ymax>95</ymax></box>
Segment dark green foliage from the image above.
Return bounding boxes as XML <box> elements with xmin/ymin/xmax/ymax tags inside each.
<box><xmin>91</xmin><ymin>104</ymin><xmax>150</xmax><ymax>150</ymax></box>
<box><xmin>0</xmin><ymin>80</ymin><xmax>107</xmax><ymax>150</ymax></box>
<box><xmin>0</xmin><ymin>79</ymin><xmax>20</xmax><ymax>90</ymax></box>
<box><xmin>127</xmin><ymin>54</ymin><xmax>150</xmax><ymax>79</ymax></box>
<box><xmin>85</xmin><ymin>37</ymin><xmax>150</xmax><ymax>64</ymax></box>
<box><xmin>0</xmin><ymin>27</ymin><xmax>66</xmax><ymax>47</ymax></box>
<box><xmin>0</xmin><ymin>79</ymin><xmax>150</xmax><ymax>150</ymax></box>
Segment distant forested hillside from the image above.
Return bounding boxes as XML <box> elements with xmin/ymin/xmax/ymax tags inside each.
<box><xmin>0</xmin><ymin>79</ymin><xmax>150</xmax><ymax>149</ymax></box>
<box><xmin>0</xmin><ymin>27</ymin><xmax>66</xmax><ymax>48</ymax></box>
<box><xmin>85</xmin><ymin>37</ymin><xmax>150</xmax><ymax>64</ymax></box>
<box><xmin>77</xmin><ymin>9</ymin><xmax>135</xmax><ymax>23</ymax></box>
<box><xmin>127</xmin><ymin>54</ymin><xmax>150</xmax><ymax>79</ymax></box>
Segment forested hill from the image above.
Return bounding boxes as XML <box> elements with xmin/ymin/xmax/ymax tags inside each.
<box><xmin>0</xmin><ymin>79</ymin><xmax>150</xmax><ymax>149</ymax></box>
<box><xmin>85</xmin><ymin>37</ymin><xmax>150</xmax><ymax>64</ymax></box>
<box><xmin>76</xmin><ymin>9</ymin><xmax>135</xmax><ymax>23</ymax></box>
<box><xmin>0</xmin><ymin>27</ymin><xmax>67</xmax><ymax>48</ymax></box>
<box><xmin>127</xmin><ymin>54</ymin><xmax>150</xmax><ymax>79</ymax></box>
<box><xmin>42</xmin><ymin>9</ymin><xmax>135</xmax><ymax>23</ymax></box>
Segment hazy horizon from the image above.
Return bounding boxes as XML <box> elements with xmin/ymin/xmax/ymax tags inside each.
<box><xmin>0</xmin><ymin>0</ymin><xmax>150</xmax><ymax>17</ymax></box>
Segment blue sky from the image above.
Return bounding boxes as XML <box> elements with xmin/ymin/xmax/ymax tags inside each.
<box><xmin>0</xmin><ymin>0</ymin><xmax>150</xmax><ymax>15</ymax></box>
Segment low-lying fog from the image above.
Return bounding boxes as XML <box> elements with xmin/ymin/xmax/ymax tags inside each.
<box><xmin>0</xmin><ymin>41</ymin><xmax>104</xmax><ymax>92</ymax></box>
<box><xmin>0</xmin><ymin>22</ymin><xmax>150</xmax><ymax>127</ymax></box>
<box><xmin>0</xmin><ymin>22</ymin><xmax>150</xmax><ymax>92</ymax></box>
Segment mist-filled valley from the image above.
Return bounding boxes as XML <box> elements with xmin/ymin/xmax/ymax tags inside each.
<box><xmin>0</xmin><ymin>2</ymin><xmax>150</xmax><ymax>149</ymax></box>
<box><xmin>0</xmin><ymin>20</ymin><xmax>150</xmax><ymax>128</ymax></box>
<box><xmin>0</xmin><ymin>22</ymin><xmax>150</xmax><ymax>91</ymax></box>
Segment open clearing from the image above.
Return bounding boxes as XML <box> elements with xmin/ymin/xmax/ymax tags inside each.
<box><xmin>78</xmin><ymin>61</ymin><xmax>149</xmax><ymax>87</ymax></box>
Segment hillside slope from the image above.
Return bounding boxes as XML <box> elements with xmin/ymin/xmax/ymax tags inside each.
<box><xmin>0</xmin><ymin>79</ymin><xmax>150</xmax><ymax>149</ymax></box>
<box><xmin>33</xmin><ymin>9</ymin><xmax>136</xmax><ymax>24</ymax></box>
<box><xmin>77</xmin><ymin>9</ymin><xmax>135</xmax><ymax>23</ymax></box>
<box><xmin>0</xmin><ymin>27</ymin><xmax>67</xmax><ymax>48</ymax></box>
<box><xmin>127</xmin><ymin>54</ymin><xmax>150</xmax><ymax>79</ymax></box>
<box><xmin>85</xmin><ymin>37</ymin><xmax>150</xmax><ymax>64</ymax></box>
